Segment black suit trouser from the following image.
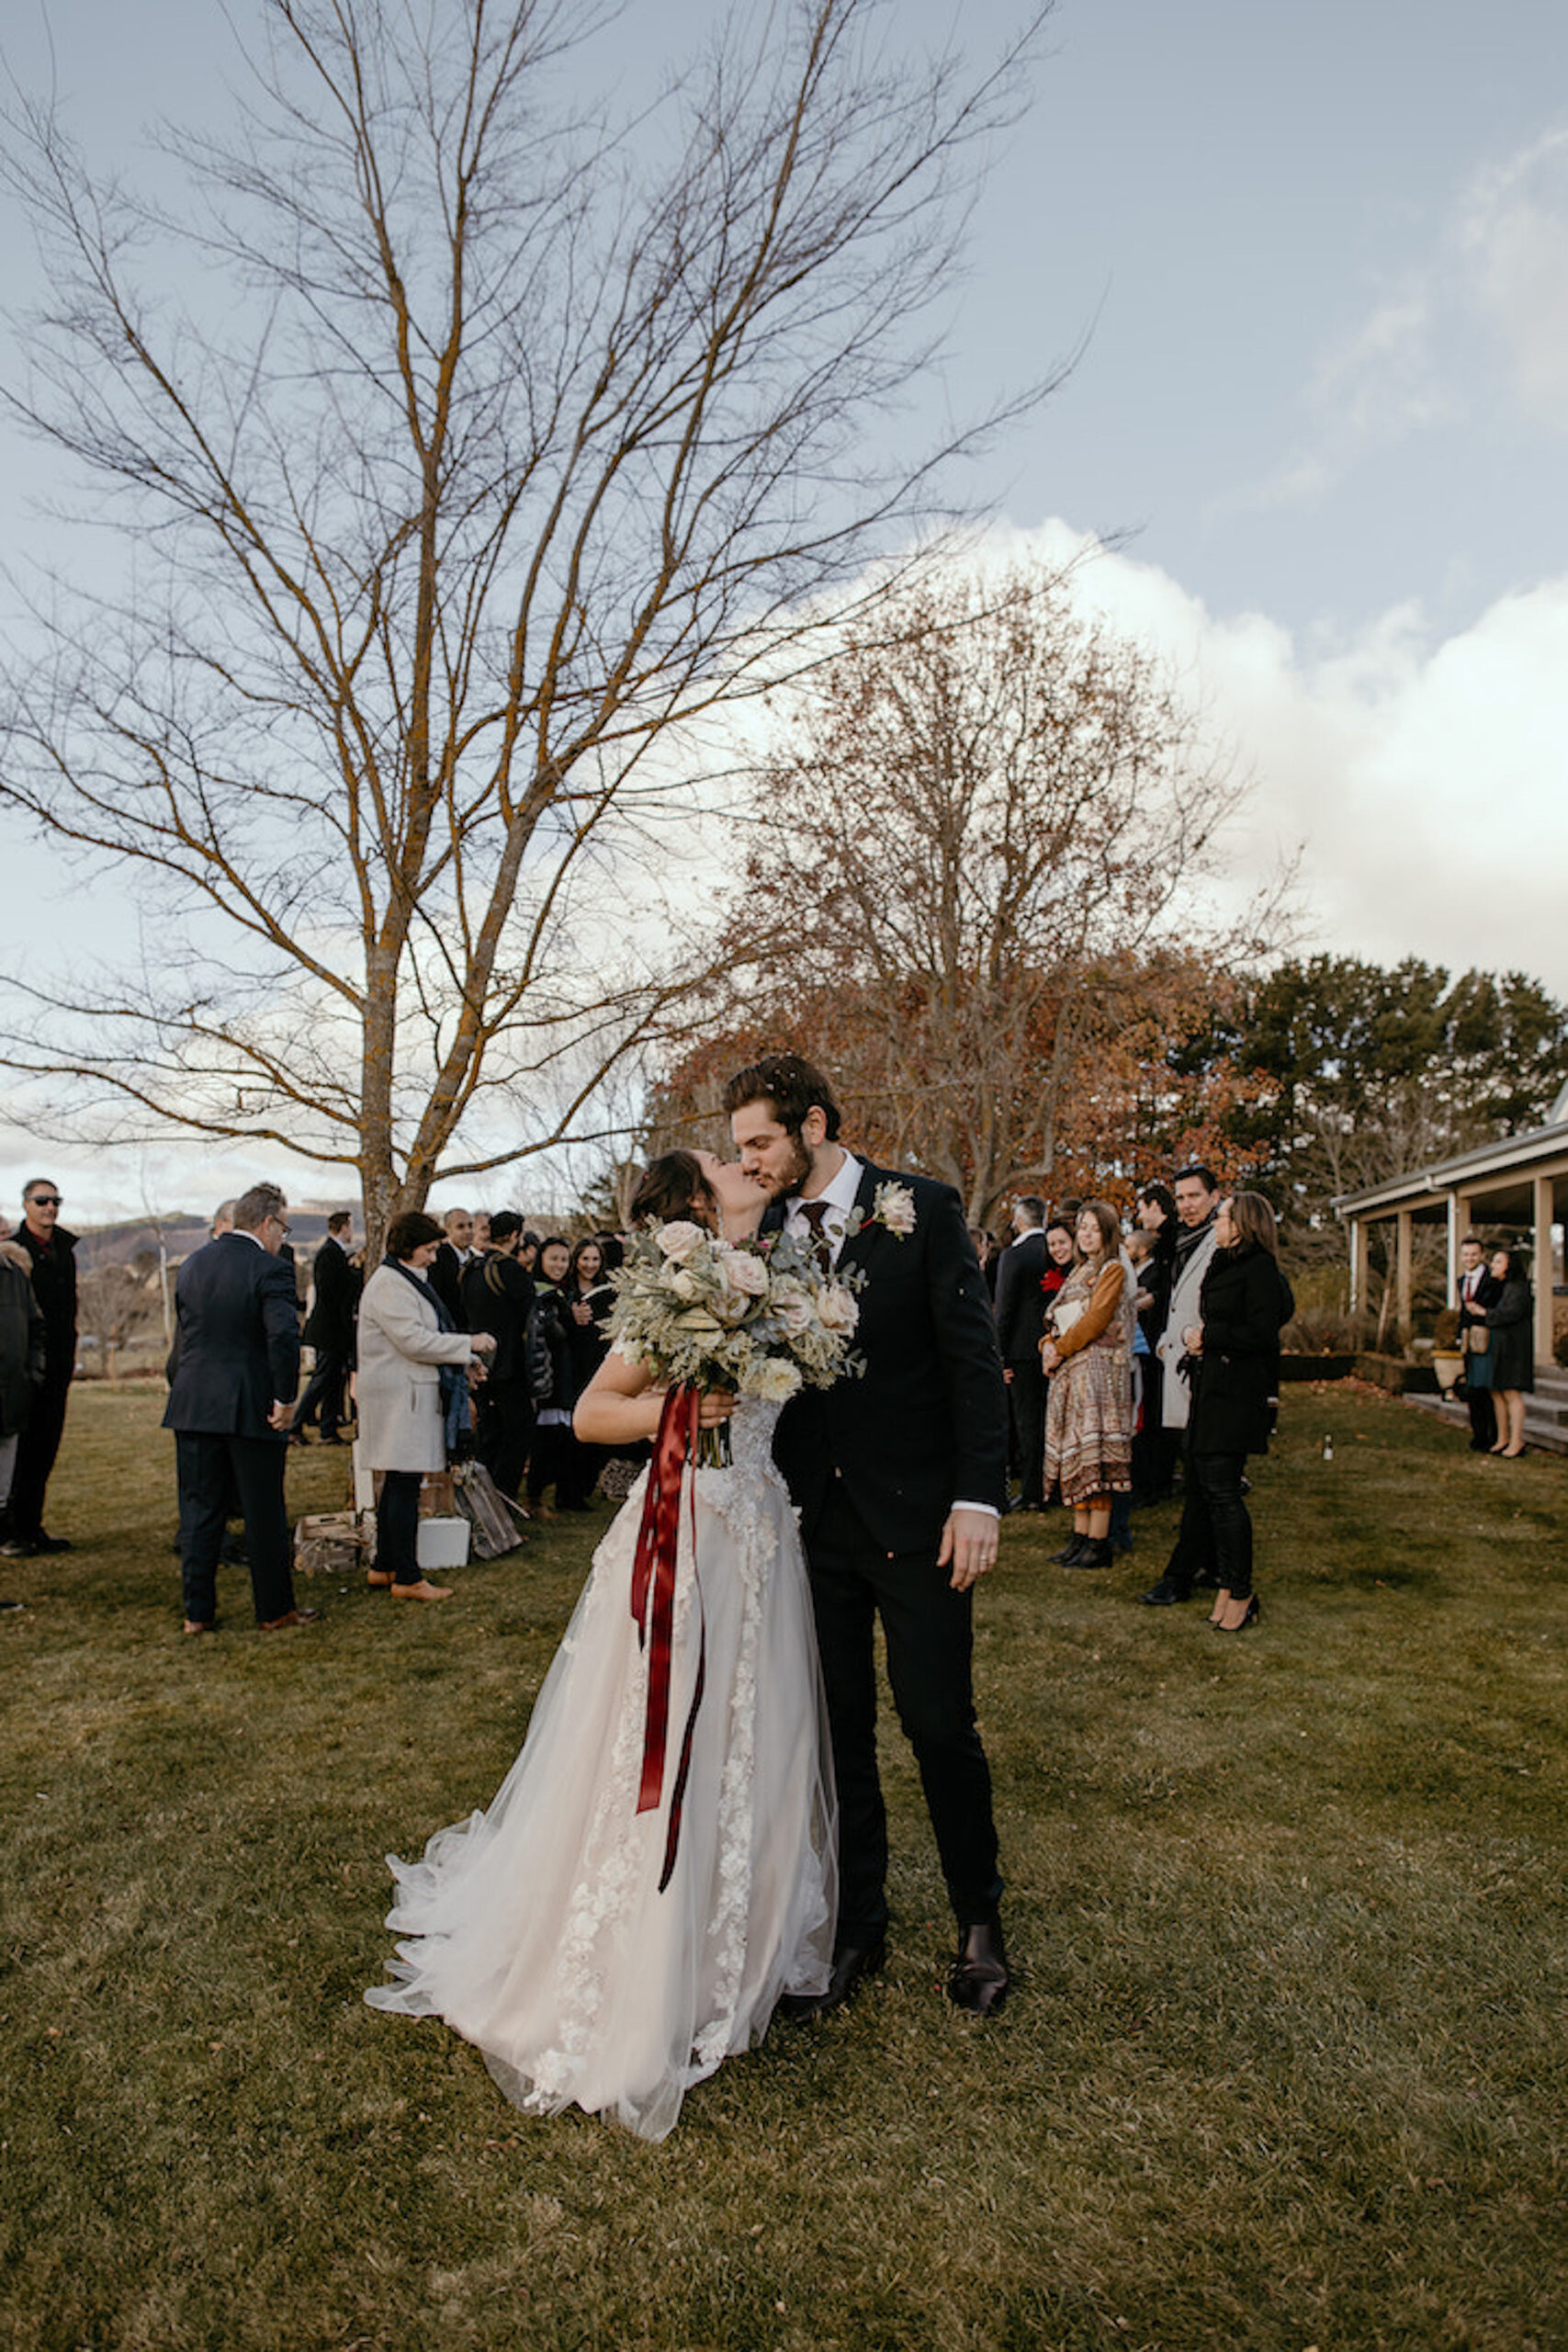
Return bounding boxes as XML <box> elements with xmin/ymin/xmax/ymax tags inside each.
<box><xmin>1006</xmin><ymin>1357</ymin><xmax>1045</xmax><ymax>1507</ymax></box>
<box><xmin>807</xmin><ymin>1477</ymin><xmax>1003</xmax><ymax>1945</ymax></box>
<box><xmin>1163</xmin><ymin>1449</ymin><xmax>1254</xmax><ymax>1600</ymax></box>
<box><xmin>10</xmin><ymin>1375</ymin><xmax>72</xmax><ymax>1540</ymax></box>
<box><xmin>477</xmin><ymin>1379</ymin><xmax>533</xmax><ymax>1499</ymax></box>
<box><xmin>291</xmin><ymin>1347</ymin><xmax>349</xmax><ymax>1439</ymax></box>
<box><xmin>1464</xmin><ymin>1382</ymin><xmax>1496</xmax><ymax>1449</ymax></box>
<box><xmin>176</xmin><ymin>1431</ymin><xmax>296</xmax><ymax>1623</ymax></box>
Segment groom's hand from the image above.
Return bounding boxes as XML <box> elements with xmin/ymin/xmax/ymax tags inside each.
<box><xmin>940</xmin><ymin>1508</ymin><xmax>998</xmax><ymax>1592</ymax></box>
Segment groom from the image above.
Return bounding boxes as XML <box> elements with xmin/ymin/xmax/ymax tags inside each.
<box><xmin>724</xmin><ymin>1053</ymin><xmax>1010</xmax><ymax>2014</ymax></box>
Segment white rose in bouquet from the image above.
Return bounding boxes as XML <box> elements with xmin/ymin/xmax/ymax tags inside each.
<box><xmin>818</xmin><ymin>1283</ymin><xmax>860</xmax><ymax>1335</ymax></box>
<box><xmin>656</xmin><ymin>1220</ymin><xmax>706</xmax><ymax>1262</ymax></box>
<box><xmin>772</xmin><ymin>1283</ymin><xmax>816</xmax><ymax>1338</ymax></box>
<box><xmin>667</xmin><ymin>1267</ymin><xmax>701</xmax><ymax>1301</ymax></box>
<box><xmin>752</xmin><ymin>1355</ymin><xmax>804</xmax><ymax>1403</ymax></box>
<box><xmin>718</xmin><ymin>1247</ymin><xmax>769</xmax><ymax>1298</ymax></box>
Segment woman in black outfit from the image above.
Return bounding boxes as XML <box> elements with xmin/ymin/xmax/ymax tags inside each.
<box><xmin>562</xmin><ymin>1236</ymin><xmax>615</xmax><ymax>1500</ymax></box>
<box><xmin>1157</xmin><ymin>1190</ymin><xmax>1293</xmax><ymax>1632</ymax></box>
<box><xmin>1480</xmin><ymin>1247</ymin><xmax>1534</xmax><ymax>1457</ymax></box>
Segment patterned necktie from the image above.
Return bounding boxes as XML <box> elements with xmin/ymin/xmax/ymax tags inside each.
<box><xmin>799</xmin><ymin>1200</ymin><xmax>833</xmax><ymax>1276</ymax></box>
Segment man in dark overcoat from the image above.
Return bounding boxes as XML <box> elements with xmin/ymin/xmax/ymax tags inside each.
<box><xmin>290</xmin><ymin>1211</ymin><xmax>361</xmax><ymax>1444</ymax></box>
<box><xmin>6</xmin><ymin>1178</ymin><xmax>78</xmax><ymax>1555</ymax></box>
<box><xmin>164</xmin><ymin>1182</ymin><xmax>317</xmax><ymax>1634</ymax></box>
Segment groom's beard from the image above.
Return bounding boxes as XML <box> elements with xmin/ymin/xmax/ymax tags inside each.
<box><xmin>763</xmin><ymin>1132</ymin><xmax>815</xmax><ymax>1202</ymax></box>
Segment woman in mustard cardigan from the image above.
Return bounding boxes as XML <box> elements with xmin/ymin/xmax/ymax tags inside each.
<box><xmin>1041</xmin><ymin>1200</ymin><xmax>1135</xmax><ymax>1568</ymax></box>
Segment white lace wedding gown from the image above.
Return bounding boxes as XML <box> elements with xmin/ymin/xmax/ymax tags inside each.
<box><xmin>365</xmin><ymin>1397</ymin><xmax>837</xmax><ymax>2141</ymax></box>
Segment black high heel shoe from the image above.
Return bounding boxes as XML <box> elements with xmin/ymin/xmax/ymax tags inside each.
<box><xmin>1212</xmin><ymin>1594</ymin><xmax>1260</xmax><ymax>1633</ymax></box>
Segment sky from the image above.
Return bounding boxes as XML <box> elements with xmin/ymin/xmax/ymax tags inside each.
<box><xmin>2</xmin><ymin>0</ymin><xmax>1567</xmax><ymax>1221</ymax></box>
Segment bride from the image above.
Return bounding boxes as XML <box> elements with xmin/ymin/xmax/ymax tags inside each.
<box><xmin>365</xmin><ymin>1150</ymin><xmax>837</xmax><ymax>2141</ymax></box>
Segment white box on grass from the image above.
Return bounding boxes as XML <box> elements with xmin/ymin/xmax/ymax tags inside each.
<box><xmin>416</xmin><ymin>1515</ymin><xmax>470</xmax><ymax>1570</ymax></box>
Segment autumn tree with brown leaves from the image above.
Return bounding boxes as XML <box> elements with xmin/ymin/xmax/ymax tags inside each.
<box><xmin>649</xmin><ymin>567</ymin><xmax>1271</xmax><ymax>1220</ymax></box>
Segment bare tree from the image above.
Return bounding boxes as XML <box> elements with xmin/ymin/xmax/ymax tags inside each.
<box><xmin>0</xmin><ymin>0</ymin><xmax>1048</xmax><ymax>1249</ymax></box>
<box><xmin>649</xmin><ymin>564</ymin><xmax>1270</xmax><ymax>1222</ymax></box>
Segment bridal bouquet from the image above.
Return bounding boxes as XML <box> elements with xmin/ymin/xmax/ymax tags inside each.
<box><xmin>607</xmin><ymin>1220</ymin><xmax>863</xmax><ymax>1457</ymax></box>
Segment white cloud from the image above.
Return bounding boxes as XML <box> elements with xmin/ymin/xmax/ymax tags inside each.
<box><xmin>996</xmin><ymin>521</ymin><xmax>1568</xmax><ymax>993</ymax></box>
<box><xmin>1237</xmin><ymin>119</ymin><xmax>1568</xmax><ymax>509</ymax></box>
<box><xmin>1459</xmin><ymin>125</ymin><xmax>1568</xmax><ymax>424</ymax></box>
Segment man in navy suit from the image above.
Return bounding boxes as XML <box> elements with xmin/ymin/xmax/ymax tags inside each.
<box><xmin>725</xmin><ymin>1053</ymin><xmax>1010</xmax><ymax>2015</ymax></box>
<box><xmin>289</xmin><ymin>1210</ymin><xmax>360</xmax><ymax>1444</ymax></box>
<box><xmin>994</xmin><ymin>1194</ymin><xmax>1049</xmax><ymax>1511</ymax></box>
<box><xmin>164</xmin><ymin>1182</ymin><xmax>318</xmax><ymax>1634</ymax></box>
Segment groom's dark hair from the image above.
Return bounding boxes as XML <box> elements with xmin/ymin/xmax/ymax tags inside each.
<box><xmin>722</xmin><ymin>1053</ymin><xmax>842</xmax><ymax>1141</ymax></box>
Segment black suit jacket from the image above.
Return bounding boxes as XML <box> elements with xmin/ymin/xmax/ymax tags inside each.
<box><xmin>302</xmin><ymin>1235</ymin><xmax>361</xmax><ymax>1354</ymax></box>
<box><xmin>769</xmin><ymin>1159</ymin><xmax>1008</xmax><ymax>1555</ymax></box>
<box><xmin>430</xmin><ymin>1241</ymin><xmax>468</xmax><ymax>1329</ymax></box>
<box><xmin>162</xmin><ymin>1234</ymin><xmax>301</xmax><ymax>1441</ymax></box>
<box><xmin>993</xmin><ymin>1228</ymin><xmax>1047</xmax><ymax>1362</ymax></box>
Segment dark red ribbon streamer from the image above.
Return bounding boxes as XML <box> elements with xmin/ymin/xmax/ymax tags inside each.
<box><xmin>630</xmin><ymin>1383</ymin><xmax>708</xmax><ymax>1891</ymax></box>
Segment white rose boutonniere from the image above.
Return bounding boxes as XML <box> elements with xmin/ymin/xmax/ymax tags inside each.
<box><xmin>871</xmin><ymin>1182</ymin><xmax>917</xmax><ymax>1238</ymax></box>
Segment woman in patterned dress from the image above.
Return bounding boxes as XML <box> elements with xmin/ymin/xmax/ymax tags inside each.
<box><xmin>1041</xmin><ymin>1200</ymin><xmax>1135</xmax><ymax>1570</ymax></box>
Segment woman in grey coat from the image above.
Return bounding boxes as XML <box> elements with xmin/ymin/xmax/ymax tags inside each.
<box><xmin>356</xmin><ymin>1211</ymin><xmax>493</xmax><ymax>1601</ymax></box>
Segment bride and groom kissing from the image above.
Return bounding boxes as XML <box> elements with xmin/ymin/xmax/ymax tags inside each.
<box><xmin>367</xmin><ymin>1052</ymin><xmax>1011</xmax><ymax>2139</ymax></box>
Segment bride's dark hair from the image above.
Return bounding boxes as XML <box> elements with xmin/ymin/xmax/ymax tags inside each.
<box><xmin>629</xmin><ymin>1150</ymin><xmax>716</xmax><ymax>1228</ymax></box>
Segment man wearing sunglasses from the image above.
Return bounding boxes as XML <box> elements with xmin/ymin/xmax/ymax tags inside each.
<box><xmin>2</xmin><ymin>1180</ymin><xmax>78</xmax><ymax>1559</ymax></box>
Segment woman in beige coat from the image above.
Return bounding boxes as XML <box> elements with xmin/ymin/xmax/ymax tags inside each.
<box><xmin>357</xmin><ymin>1211</ymin><xmax>492</xmax><ymax>1602</ymax></box>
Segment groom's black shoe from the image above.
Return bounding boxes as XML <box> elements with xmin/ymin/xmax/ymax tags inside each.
<box><xmin>946</xmin><ymin>1920</ymin><xmax>1009</xmax><ymax>2016</ymax></box>
<box><xmin>775</xmin><ymin>1936</ymin><xmax>886</xmax><ymax>2022</ymax></box>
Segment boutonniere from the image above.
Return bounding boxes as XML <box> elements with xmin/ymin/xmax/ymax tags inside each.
<box><xmin>846</xmin><ymin>1182</ymin><xmax>918</xmax><ymax>1242</ymax></box>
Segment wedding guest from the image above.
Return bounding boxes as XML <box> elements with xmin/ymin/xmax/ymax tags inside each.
<box><xmin>970</xmin><ymin>1227</ymin><xmax>1000</xmax><ymax>1297</ymax></box>
<box><xmin>164</xmin><ymin>1183</ymin><xmax>318</xmax><ymax>1633</ymax></box>
<box><xmin>1455</xmin><ymin>1235</ymin><xmax>1501</xmax><ymax>1452</ymax></box>
<box><xmin>1041</xmin><ymin>1201</ymin><xmax>1135</xmax><ymax>1569</ymax></box>
<box><xmin>1155</xmin><ymin>1165</ymin><xmax>1220</xmax><ymax>1465</ymax></box>
<box><xmin>1479</xmin><ymin>1248</ymin><xmax>1534</xmax><ymax>1458</ymax></box>
<box><xmin>0</xmin><ymin>1230</ymin><xmax>46</xmax><ymax>1572</ymax></box>
<box><xmin>290</xmin><ymin>1211</ymin><xmax>360</xmax><ymax>1445</ymax></box>
<box><xmin>562</xmin><ymin>1235</ymin><xmax>615</xmax><ymax>1502</ymax></box>
<box><xmin>460</xmin><ymin>1211</ymin><xmax>536</xmax><ymax>1499</ymax></box>
<box><xmin>1138</xmin><ymin>1191</ymin><xmax>1293</xmax><ymax>1624</ymax></box>
<box><xmin>357</xmin><ymin>1212</ymin><xmax>493</xmax><ymax>1602</ymax></box>
<box><xmin>430</xmin><ymin>1207</ymin><xmax>475</xmax><ymax>1328</ymax></box>
<box><xmin>525</xmin><ymin>1238</ymin><xmax>583</xmax><ymax>1515</ymax></box>
<box><xmin>994</xmin><ymin>1196</ymin><xmax>1049</xmax><ymax>1511</ymax></box>
<box><xmin>1132</xmin><ymin>1182</ymin><xmax>1178</xmax><ymax>1500</ymax></box>
<box><xmin>4</xmin><ymin>1179</ymin><xmax>79</xmax><ymax>1558</ymax></box>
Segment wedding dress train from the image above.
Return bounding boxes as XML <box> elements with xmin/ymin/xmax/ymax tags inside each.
<box><xmin>366</xmin><ymin>1397</ymin><xmax>836</xmax><ymax>2141</ymax></box>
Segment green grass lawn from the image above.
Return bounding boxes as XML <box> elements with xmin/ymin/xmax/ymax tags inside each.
<box><xmin>2</xmin><ymin>1381</ymin><xmax>1563</xmax><ymax>2352</ymax></box>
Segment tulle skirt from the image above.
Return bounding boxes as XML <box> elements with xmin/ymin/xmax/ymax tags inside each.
<box><xmin>366</xmin><ymin>1401</ymin><xmax>836</xmax><ymax>2141</ymax></box>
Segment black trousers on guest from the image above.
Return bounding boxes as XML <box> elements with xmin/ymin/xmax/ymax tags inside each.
<box><xmin>1163</xmin><ymin>1449</ymin><xmax>1254</xmax><ymax>1600</ymax></box>
<box><xmin>373</xmin><ymin>1469</ymin><xmax>423</xmax><ymax>1587</ymax></box>
<box><xmin>291</xmin><ymin>1347</ymin><xmax>350</xmax><ymax>1440</ymax></box>
<box><xmin>1006</xmin><ymin>1357</ymin><xmax>1046</xmax><ymax>1508</ymax></box>
<box><xmin>806</xmin><ymin>1477</ymin><xmax>1003</xmax><ymax>1946</ymax></box>
<box><xmin>1464</xmin><ymin>1382</ymin><xmax>1496</xmax><ymax>1450</ymax></box>
<box><xmin>10</xmin><ymin>1375</ymin><xmax>73</xmax><ymax>1540</ymax></box>
<box><xmin>477</xmin><ymin>1379</ymin><xmax>533</xmax><ymax>1499</ymax></box>
<box><xmin>175</xmin><ymin>1430</ymin><xmax>296</xmax><ymax>1623</ymax></box>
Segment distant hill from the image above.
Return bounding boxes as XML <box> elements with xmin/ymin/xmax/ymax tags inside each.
<box><xmin>73</xmin><ymin>1211</ymin><xmax>343</xmax><ymax>1272</ymax></box>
